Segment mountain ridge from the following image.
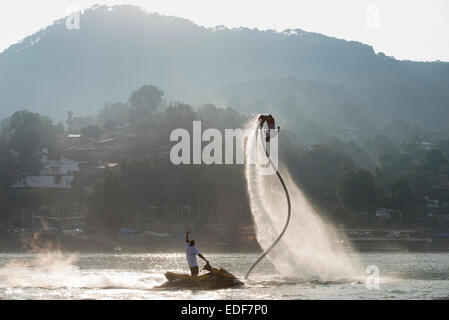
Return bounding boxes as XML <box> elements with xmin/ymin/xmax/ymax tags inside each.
<box><xmin>1</xmin><ymin>4</ymin><xmax>448</xmax><ymax>136</ymax></box>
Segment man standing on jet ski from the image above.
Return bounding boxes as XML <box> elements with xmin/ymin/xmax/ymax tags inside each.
<box><xmin>258</xmin><ymin>114</ymin><xmax>280</xmax><ymax>142</ymax></box>
<box><xmin>186</xmin><ymin>231</ymin><xmax>209</xmax><ymax>278</ymax></box>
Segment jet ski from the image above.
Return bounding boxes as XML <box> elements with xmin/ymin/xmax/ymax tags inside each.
<box><xmin>160</xmin><ymin>264</ymin><xmax>244</xmax><ymax>289</ymax></box>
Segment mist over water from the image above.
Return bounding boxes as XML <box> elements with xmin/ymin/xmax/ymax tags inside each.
<box><xmin>244</xmin><ymin>117</ymin><xmax>362</xmax><ymax>281</ymax></box>
<box><xmin>0</xmin><ymin>252</ymin><xmax>151</xmax><ymax>293</ymax></box>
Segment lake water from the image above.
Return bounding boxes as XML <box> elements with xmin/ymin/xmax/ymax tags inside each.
<box><xmin>1</xmin><ymin>252</ymin><xmax>448</xmax><ymax>300</ymax></box>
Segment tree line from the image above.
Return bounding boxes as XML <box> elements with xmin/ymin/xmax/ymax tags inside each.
<box><xmin>1</xmin><ymin>84</ymin><xmax>449</xmax><ymax>238</ymax></box>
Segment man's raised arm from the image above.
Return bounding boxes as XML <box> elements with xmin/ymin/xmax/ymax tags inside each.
<box><xmin>198</xmin><ymin>253</ymin><xmax>209</xmax><ymax>265</ymax></box>
<box><xmin>186</xmin><ymin>231</ymin><xmax>190</xmax><ymax>243</ymax></box>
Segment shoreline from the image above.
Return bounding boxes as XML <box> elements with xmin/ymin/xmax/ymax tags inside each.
<box><xmin>2</xmin><ymin>244</ymin><xmax>449</xmax><ymax>254</ymax></box>
<box><xmin>2</xmin><ymin>233</ymin><xmax>449</xmax><ymax>254</ymax></box>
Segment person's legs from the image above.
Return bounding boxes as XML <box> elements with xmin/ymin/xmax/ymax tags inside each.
<box><xmin>190</xmin><ymin>266</ymin><xmax>199</xmax><ymax>277</ymax></box>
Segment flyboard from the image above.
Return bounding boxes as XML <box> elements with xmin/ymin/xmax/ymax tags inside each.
<box><xmin>244</xmin><ymin>121</ymin><xmax>292</xmax><ymax>279</ymax></box>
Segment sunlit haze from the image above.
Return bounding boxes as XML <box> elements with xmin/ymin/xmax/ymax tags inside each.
<box><xmin>1</xmin><ymin>0</ymin><xmax>448</xmax><ymax>61</ymax></box>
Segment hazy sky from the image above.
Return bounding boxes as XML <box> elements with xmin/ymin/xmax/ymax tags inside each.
<box><xmin>1</xmin><ymin>0</ymin><xmax>448</xmax><ymax>61</ymax></box>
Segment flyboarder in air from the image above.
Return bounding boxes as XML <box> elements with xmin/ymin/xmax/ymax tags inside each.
<box><xmin>258</xmin><ymin>114</ymin><xmax>280</xmax><ymax>142</ymax></box>
<box><xmin>245</xmin><ymin>115</ymin><xmax>291</xmax><ymax>280</ymax></box>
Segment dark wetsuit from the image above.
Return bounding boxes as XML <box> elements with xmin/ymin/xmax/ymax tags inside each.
<box><xmin>258</xmin><ymin>114</ymin><xmax>277</xmax><ymax>142</ymax></box>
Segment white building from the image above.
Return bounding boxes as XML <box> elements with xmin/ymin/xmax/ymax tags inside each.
<box><xmin>12</xmin><ymin>149</ymin><xmax>80</xmax><ymax>189</ymax></box>
<box><xmin>420</xmin><ymin>142</ymin><xmax>434</xmax><ymax>151</ymax></box>
<box><xmin>375</xmin><ymin>208</ymin><xmax>402</xmax><ymax>219</ymax></box>
<box><xmin>424</xmin><ymin>196</ymin><xmax>439</xmax><ymax>208</ymax></box>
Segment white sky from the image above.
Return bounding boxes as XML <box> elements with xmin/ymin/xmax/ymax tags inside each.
<box><xmin>1</xmin><ymin>0</ymin><xmax>448</xmax><ymax>61</ymax></box>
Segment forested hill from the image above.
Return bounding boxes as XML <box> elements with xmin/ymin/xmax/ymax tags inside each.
<box><xmin>1</xmin><ymin>4</ymin><xmax>449</xmax><ymax>135</ymax></box>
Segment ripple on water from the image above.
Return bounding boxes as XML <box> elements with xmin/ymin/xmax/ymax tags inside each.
<box><xmin>1</xmin><ymin>252</ymin><xmax>449</xmax><ymax>299</ymax></box>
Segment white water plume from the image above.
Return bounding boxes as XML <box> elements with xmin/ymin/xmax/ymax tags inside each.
<box><xmin>0</xmin><ymin>252</ymin><xmax>153</xmax><ymax>292</ymax></box>
<box><xmin>244</xmin><ymin>117</ymin><xmax>362</xmax><ymax>281</ymax></box>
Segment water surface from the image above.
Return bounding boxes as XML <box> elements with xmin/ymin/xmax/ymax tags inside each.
<box><xmin>1</xmin><ymin>252</ymin><xmax>448</xmax><ymax>299</ymax></box>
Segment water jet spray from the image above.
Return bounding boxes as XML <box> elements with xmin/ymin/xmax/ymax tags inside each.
<box><xmin>243</xmin><ymin>116</ymin><xmax>360</xmax><ymax>281</ymax></box>
<box><xmin>245</xmin><ymin>116</ymin><xmax>291</xmax><ymax>280</ymax></box>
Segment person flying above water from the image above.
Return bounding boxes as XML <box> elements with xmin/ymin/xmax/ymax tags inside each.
<box><xmin>186</xmin><ymin>231</ymin><xmax>209</xmax><ymax>279</ymax></box>
<box><xmin>258</xmin><ymin>114</ymin><xmax>280</xmax><ymax>142</ymax></box>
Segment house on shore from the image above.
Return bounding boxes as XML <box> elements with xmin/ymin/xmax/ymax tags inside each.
<box><xmin>11</xmin><ymin>148</ymin><xmax>80</xmax><ymax>189</ymax></box>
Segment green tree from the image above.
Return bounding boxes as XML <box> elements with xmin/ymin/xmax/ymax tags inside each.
<box><xmin>330</xmin><ymin>206</ymin><xmax>348</xmax><ymax>225</ymax></box>
<box><xmin>66</xmin><ymin>110</ymin><xmax>73</xmax><ymax>132</ymax></box>
<box><xmin>383</xmin><ymin>118</ymin><xmax>411</xmax><ymax>141</ymax></box>
<box><xmin>129</xmin><ymin>84</ymin><xmax>164</xmax><ymax>121</ymax></box>
<box><xmin>337</xmin><ymin>168</ymin><xmax>375</xmax><ymax>212</ymax></box>
<box><xmin>405</xmin><ymin>170</ymin><xmax>433</xmax><ymax>197</ymax></box>
<box><xmin>391</xmin><ymin>178</ymin><xmax>414</xmax><ymax>210</ymax></box>
<box><xmin>438</xmin><ymin>140</ymin><xmax>449</xmax><ymax>159</ymax></box>
<box><xmin>424</xmin><ymin>149</ymin><xmax>448</xmax><ymax>174</ymax></box>
<box><xmin>289</xmin><ymin>144</ymin><xmax>354</xmax><ymax>209</ymax></box>
<box><xmin>89</xmin><ymin>170</ymin><xmax>133</xmax><ymax>235</ymax></box>
<box><xmin>80</xmin><ymin>125</ymin><xmax>102</xmax><ymax>140</ymax></box>
<box><xmin>97</xmin><ymin>102</ymin><xmax>130</xmax><ymax>128</ymax></box>
<box><xmin>7</xmin><ymin>110</ymin><xmax>58</xmax><ymax>174</ymax></box>
<box><xmin>69</xmin><ymin>115</ymin><xmax>96</xmax><ymax>131</ymax></box>
<box><xmin>0</xmin><ymin>136</ymin><xmax>15</xmax><ymax>224</ymax></box>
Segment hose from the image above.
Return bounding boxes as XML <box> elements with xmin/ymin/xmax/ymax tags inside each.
<box><xmin>245</xmin><ymin>126</ymin><xmax>292</xmax><ymax>279</ymax></box>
